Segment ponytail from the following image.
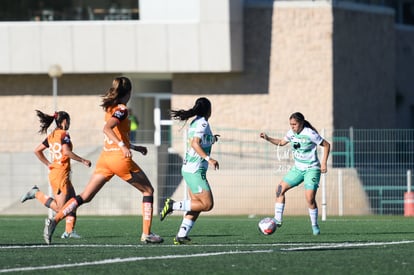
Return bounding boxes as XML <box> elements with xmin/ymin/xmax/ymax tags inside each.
<box><xmin>36</xmin><ymin>110</ymin><xmax>70</xmax><ymax>134</ymax></box>
<box><xmin>170</xmin><ymin>97</ymin><xmax>211</xmax><ymax>122</ymax></box>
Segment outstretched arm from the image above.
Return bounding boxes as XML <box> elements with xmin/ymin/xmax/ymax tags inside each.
<box><xmin>259</xmin><ymin>132</ymin><xmax>288</xmax><ymax>146</ymax></box>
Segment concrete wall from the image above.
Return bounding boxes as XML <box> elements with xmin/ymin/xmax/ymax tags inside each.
<box><xmin>172</xmin><ymin>1</ymin><xmax>334</xmax><ymax>131</ymax></box>
<box><xmin>395</xmin><ymin>25</ymin><xmax>414</xmax><ymax>128</ymax></box>
<box><xmin>333</xmin><ymin>3</ymin><xmax>396</xmax><ymax>129</ymax></box>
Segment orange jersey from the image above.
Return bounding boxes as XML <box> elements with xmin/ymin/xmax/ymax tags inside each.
<box><xmin>97</xmin><ymin>104</ymin><xmax>139</xmax><ymax>181</ymax></box>
<box><xmin>103</xmin><ymin>104</ymin><xmax>130</xmax><ymax>152</ymax></box>
<box><xmin>44</xmin><ymin>129</ymin><xmax>72</xmax><ymax>171</ymax></box>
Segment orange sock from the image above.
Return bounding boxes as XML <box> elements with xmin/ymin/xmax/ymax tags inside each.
<box><xmin>35</xmin><ymin>191</ymin><xmax>56</xmax><ymax>210</ymax></box>
<box><xmin>65</xmin><ymin>215</ymin><xmax>76</xmax><ymax>233</ymax></box>
<box><xmin>142</xmin><ymin>196</ymin><xmax>153</xmax><ymax>235</ymax></box>
<box><xmin>54</xmin><ymin>197</ymin><xmax>79</xmax><ymax>222</ymax></box>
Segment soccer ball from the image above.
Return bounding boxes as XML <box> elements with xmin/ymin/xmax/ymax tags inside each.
<box><xmin>258</xmin><ymin>217</ymin><xmax>277</xmax><ymax>235</ymax></box>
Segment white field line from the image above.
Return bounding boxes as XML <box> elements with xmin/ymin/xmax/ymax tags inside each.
<box><xmin>0</xmin><ymin>249</ymin><xmax>273</xmax><ymax>273</ymax></box>
<box><xmin>1</xmin><ymin>241</ymin><xmax>413</xmax><ymax>273</ymax></box>
<box><xmin>280</xmin><ymin>240</ymin><xmax>414</xmax><ymax>251</ymax></box>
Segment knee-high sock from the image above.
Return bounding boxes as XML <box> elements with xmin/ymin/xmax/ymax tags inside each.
<box><xmin>177</xmin><ymin>218</ymin><xmax>194</xmax><ymax>238</ymax></box>
<box><xmin>274</xmin><ymin>203</ymin><xmax>285</xmax><ymax>222</ymax></box>
<box><xmin>309</xmin><ymin>208</ymin><xmax>318</xmax><ymax>226</ymax></box>
<box><xmin>142</xmin><ymin>196</ymin><xmax>153</xmax><ymax>235</ymax></box>
<box><xmin>35</xmin><ymin>191</ymin><xmax>57</xmax><ymax>211</ymax></box>
<box><xmin>54</xmin><ymin>196</ymin><xmax>83</xmax><ymax>223</ymax></box>
<box><xmin>65</xmin><ymin>214</ymin><xmax>76</xmax><ymax>233</ymax></box>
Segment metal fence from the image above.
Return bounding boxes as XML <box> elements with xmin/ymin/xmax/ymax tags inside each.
<box><xmin>1</xmin><ymin>128</ymin><xmax>413</xmax><ymax>216</ymax></box>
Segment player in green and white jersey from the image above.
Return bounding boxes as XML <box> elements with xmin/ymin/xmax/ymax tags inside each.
<box><xmin>260</xmin><ymin>112</ymin><xmax>330</xmax><ymax>235</ymax></box>
<box><xmin>160</xmin><ymin>97</ymin><xmax>219</xmax><ymax>245</ymax></box>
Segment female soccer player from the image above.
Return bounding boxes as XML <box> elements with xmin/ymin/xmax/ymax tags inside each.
<box><xmin>159</xmin><ymin>97</ymin><xmax>219</xmax><ymax>244</ymax></box>
<box><xmin>21</xmin><ymin>110</ymin><xmax>91</xmax><ymax>239</ymax></box>
<box><xmin>260</xmin><ymin>112</ymin><xmax>330</xmax><ymax>235</ymax></box>
<box><xmin>43</xmin><ymin>76</ymin><xmax>163</xmax><ymax>244</ymax></box>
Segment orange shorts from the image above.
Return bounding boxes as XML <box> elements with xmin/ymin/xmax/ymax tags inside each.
<box><xmin>48</xmin><ymin>168</ymin><xmax>72</xmax><ymax>196</ymax></box>
<box><xmin>94</xmin><ymin>151</ymin><xmax>140</xmax><ymax>181</ymax></box>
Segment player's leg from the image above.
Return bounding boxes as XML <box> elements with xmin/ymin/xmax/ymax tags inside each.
<box><xmin>59</xmin><ymin>183</ymin><xmax>81</xmax><ymax>239</ymax></box>
<box><xmin>304</xmin><ymin>169</ymin><xmax>321</xmax><ymax>235</ymax></box>
<box><xmin>20</xmin><ymin>185</ymin><xmax>59</xmax><ymax>212</ymax></box>
<box><xmin>173</xmin><ymin>169</ymin><xmax>213</xmax><ymax>244</ymax></box>
<box><xmin>275</xmin><ymin>167</ymin><xmax>303</xmax><ymax>226</ymax></box>
<box><xmin>127</xmin><ymin>167</ymin><xmax>163</xmax><ymax>244</ymax></box>
<box><xmin>44</xmin><ymin>174</ymin><xmax>107</xmax><ymax>245</ymax></box>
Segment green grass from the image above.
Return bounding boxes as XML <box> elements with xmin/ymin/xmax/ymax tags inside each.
<box><xmin>0</xmin><ymin>215</ymin><xmax>413</xmax><ymax>274</ymax></box>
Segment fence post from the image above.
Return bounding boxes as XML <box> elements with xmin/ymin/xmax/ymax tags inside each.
<box><xmin>321</xmin><ymin>129</ymin><xmax>327</xmax><ymax>221</ymax></box>
<box><xmin>338</xmin><ymin>169</ymin><xmax>343</xmax><ymax>216</ymax></box>
<box><xmin>404</xmin><ymin>170</ymin><xmax>414</xmax><ymax>216</ymax></box>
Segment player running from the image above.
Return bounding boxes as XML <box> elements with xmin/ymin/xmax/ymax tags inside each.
<box><xmin>43</xmin><ymin>76</ymin><xmax>163</xmax><ymax>245</ymax></box>
<box><xmin>160</xmin><ymin>97</ymin><xmax>219</xmax><ymax>244</ymax></box>
<box><xmin>260</xmin><ymin>112</ymin><xmax>330</xmax><ymax>235</ymax></box>
<box><xmin>21</xmin><ymin>110</ymin><xmax>91</xmax><ymax>239</ymax></box>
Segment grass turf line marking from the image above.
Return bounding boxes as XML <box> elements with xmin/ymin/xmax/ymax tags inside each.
<box><xmin>281</xmin><ymin>240</ymin><xmax>414</xmax><ymax>251</ymax></box>
<box><xmin>1</xmin><ymin>240</ymin><xmax>414</xmax><ymax>250</ymax></box>
<box><xmin>0</xmin><ymin>249</ymin><xmax>273</xmax><ymax>273</ymax></box>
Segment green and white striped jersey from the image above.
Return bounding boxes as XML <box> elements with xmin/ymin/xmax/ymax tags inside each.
<box><xmin>182</xmin><ymin>116</ymin><xmax>215</xmax><ymax>173</ymax></box>
<box><xmin>284</xmin><ymin>127</ymin><xmax>323</xmax><ymax>171</ymax></box>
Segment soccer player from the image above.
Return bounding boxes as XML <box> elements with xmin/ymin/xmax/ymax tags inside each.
<box><xmin>43</xmin><ymin>76</ymin><xmax>163</xmax><ymax>245</ymax></box>
<box><xmin>260</xmin><ymin>112</ymin><xmax>330</xmax><ymax>235</ymax></box>
<box><xmin>159</xmin><ymin>97</ymin><xmax>219</xmax><ymax>244</ymax></box>
<box><xmin>21</xmin><ymin>110</ymin><xmax>92</xmax><ymax>239</ymax></box>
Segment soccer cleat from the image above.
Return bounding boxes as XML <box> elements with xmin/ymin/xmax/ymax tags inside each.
<box><xmin>61</xmin><ymin>230</ymin><xmax>81</xmax><ymax>239</ymax></box>
<box><xmin>159</xmin><ymin>198</ymin><xmax>174</xmax><ymax>221</ymax></box>
<box><xmin>173</xmin><ymin>236</ymin><xmax>192</xmax><ymax>245</ymax></box>
<box><xmin>141</xmin><ymin>233</ymin><xmax>164</xmax><ymax>244</ymax></box>
<box><xmin>20</xmin><ymin>186</ymin><xmax>39</xmax><ymax>203</ymax></box>
<box><xmin>43</xmin><ymin>218</ymin><xmax>57</xmax><ymax>245</ymax></box>
<box><xmin>312</xmin><ymin>225</ymin><xmax>320</xmax><ymax>235</ymax></box>
<box><xmin>275</xmin><ymin>219</ymin><xmax>283</xmax><ymax>228</ymax></box>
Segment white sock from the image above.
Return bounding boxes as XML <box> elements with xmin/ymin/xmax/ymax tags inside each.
<box><xmin>177</xmin><ymin>218</ymin><xmax>194</xmax><ymax>238</ymax></box>
<box><xmin>274</xmin><ymin>203</ymin><xmax>285</xmax><ymax>222</ymax></box>
<box><xmin>173</xmin><ymin>200</ymin><xmax>191</xmax><ymax>211</ymax></box>
<box><xmin>309</xmin><ymin>208</ymin><xmax>318</xmax><ymax>226</ymax></box>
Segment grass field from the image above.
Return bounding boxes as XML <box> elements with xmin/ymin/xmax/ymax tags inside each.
<box><xmin>0</xmin><ymin>215</ymin><xmax>413</xmax><ymax>274</ymax></box>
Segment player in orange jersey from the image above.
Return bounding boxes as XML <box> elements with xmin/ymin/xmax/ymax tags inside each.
<box><xmin>43</xmin><ymin>76</ymin><xmax>163</xmax><ymax>245</ymax></box>
<box><xmin>21</xmin><ymin>110</ymin><xmax>92</xmax><ymax>239</ymax></box>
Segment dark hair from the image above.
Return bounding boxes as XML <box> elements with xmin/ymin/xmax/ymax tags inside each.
<box><xmin>100</xmin><ymin>76</ymin><xmax>132</xmax><ymax>110</ymax></box>
<box><xmin>170</xmin><ymin>97</ymin><xmax>211</xmax><ymax>121</ymax></box>
<box><xmin>36</xmin><ymin>110</ymin><xmax>70</xmax><ymax>134</ymax></box>
<box><xmin>289</xmin><ymin>112</ymin><xmax>318</xmax><ymax>133</ymax></box>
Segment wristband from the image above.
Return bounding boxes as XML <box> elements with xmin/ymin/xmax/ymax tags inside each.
<box><xmin>118</xmin><ymin>141</ymin><xmax>125</xmax><ymax>147</ymax></box>
<box><xmin>204</xmin><ymin>156</ymin><xmax>210</xmax><ymax>162</ymax></box>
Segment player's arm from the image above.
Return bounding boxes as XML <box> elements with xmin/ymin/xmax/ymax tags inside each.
<box><xmin>259</xmin><ymin>133</ymin><xmax>288</xmax><ymax>146</ymax></box>
<box><xmin>62</xmin><ymin>144</ymin><xmax>91</xmax><ymax>167</ymax></box>
<box><xmin>103</xmin><ymin>117</ymin><xmax>131</xmax><ymax>158</ymax></box>
<box><xmin>191</xmin><ymin>137</ymin><xmax>219</xmax><ymax>170</ymax></box>
<box><xmin>320</xmin><ymin>139</ymin><xmax>330</xmax><ymax>173</ymax></box>
<box><xmin>34</xmin><ymin>142</ymin><xmax>51</xmax><ymax>167</ymax></box>
<box><xmin>130</xmin><ymin>144</ymin><xmax>147</xmax><ymax>155</ymax></box>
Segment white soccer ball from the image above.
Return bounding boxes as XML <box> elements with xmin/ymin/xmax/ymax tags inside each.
<box><xmin>258</xmin><ymin>217</ymin><xmax>277</xmax><ymax>235</ymax></box>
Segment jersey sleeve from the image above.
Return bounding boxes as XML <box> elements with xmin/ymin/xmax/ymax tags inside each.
<box><xmin>310</xmin><ymin>130</ymin><xmax>324</xmax><ymax>145</ymax></box>
<box><xmin>62</xmin><ymin>133</ymin><xmax>71</xmax><ymax>145</ymax></box>
<box><xmin>42</xmin><ymin>138</ymin><xmax>49</xmax><ymax>148</ymax></box>
<box><xmin>112</xmin><ymin>106</ymin><xmax>128</xmax><ymax>121</ymax></box>
<box><xmin>193</xmin><ymin>118</ymin><xmax>208</xmax><ymax>139</ymax></box>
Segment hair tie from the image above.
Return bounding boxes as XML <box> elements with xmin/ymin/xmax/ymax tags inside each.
<box><xmin>54</xmin><ymin>112</ymin><xmax>58</xmax><ymax>119</ymax></box>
